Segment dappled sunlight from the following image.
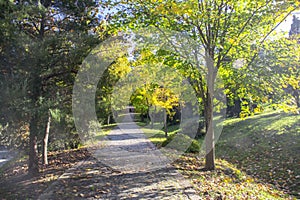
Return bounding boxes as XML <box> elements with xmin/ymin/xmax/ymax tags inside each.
<box><xmin>1</xmin><ymin>111</ymin><xmax>298</xmax><ymax>199</ymax></box>
<box><xmin>0</xmin><ymin>148</ymin><xmax>91</xmax><ymax>199</ymax></box>
<box><xmin>148</xmin><ymin>137</ymin><xmax>166</xmax><ymax>144</ymax></box>
<box><xmin>174</xmin><ymin>155</ymin><xmax>294</xmax><ymax>199</ymax></box>
<box><xmin>265</xmin><ymin>114</ymin><xmax>299</xmax><ymax>135</ymax></box>
<box><xmin>216</xmin><ymin>111</ymin><xmax>300</xmax><ymax>197</ymax></box>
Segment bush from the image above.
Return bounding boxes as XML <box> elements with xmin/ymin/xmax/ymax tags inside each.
<box><xmin>162</xmin><ymin>133</ymin><xmax>200</xmax><ymax>153</ymax></box>
<box><xmin>188</xmin><ymin>139</ymin><xmax>201</xmax><ymax>153</ymax></box>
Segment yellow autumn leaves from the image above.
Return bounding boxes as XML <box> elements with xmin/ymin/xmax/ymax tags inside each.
<box><xmin>148</xmin><ymin>1</ymin><xmax>194</xmax><ymax>16</ymax></box>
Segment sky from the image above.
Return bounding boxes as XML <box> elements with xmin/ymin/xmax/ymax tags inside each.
<box><xmin>277</xmin><ymin>11</ymin><xmax>300</xmax><ymax>35</ymax></box>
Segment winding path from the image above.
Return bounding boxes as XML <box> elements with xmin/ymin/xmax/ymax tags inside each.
<box><xmin>39</xmin><ymin>109</ymin><xmax>200</xmax><ymax>199</ymax></box>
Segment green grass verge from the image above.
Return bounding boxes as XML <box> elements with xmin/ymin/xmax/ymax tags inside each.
<box><xmin>216</xmin><ymin>111</ymin><xmax>299</xmax><ymax>198</ymax></box>
<box><xmin>137</xmin><ymin>110</ymin><xmax>299</xmax><ymax>198</ymax></box>
<box><xmin>84</xmin><ymin>123</ymin><xmax>117</xmax><ymax>146</ymax></box>
<box><xmin>175</xmin><ymin>155</ymin><xmax>295</xmax><ymax>199</ymax></box>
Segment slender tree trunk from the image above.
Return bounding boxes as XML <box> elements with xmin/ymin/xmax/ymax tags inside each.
<box><xmin>204</xmin><ymin>51</ymin><xmax>216</xmax><ymax>170</ymax></box>
<box><xmin>150</xmin><ymin>106</ymin><xmax>156</xmax><ymax>129</ymax></box>
<box><xmin>43</xmin><ymin>110</ymin><xmax>51</xmax><ymax>165</ymax></box>
<box><xmin>293</xmin><ymin>89</ymin><xmax>300</xmax><ymax>108</ymax></box>
<box><xmin>150</xmin><ymin>112</ymin><xmax>154</xmax><ymax>129</ymax></box>
<box><xmin>29</xmin><ymin>112</ymin><xmax>39</xmax><ymax>175</ymax></box>
<box><xmin>205</xmin><ymin>92</ymin><xmax>215</xmax><ymax>170</ymax></box>
<box><xmin>28</xmin><ymin>70</ymin><xmax>41</xmax><ymax>175</ymax></box>
<box><xmin>196</xmin><ymin>120</ymin><xmax>204</xmax><ymax>138</ymax></box>
<box><xmin>164</xmin><ymin>109</ymin><xmax>168</xmax><ymax>137</ymax></box>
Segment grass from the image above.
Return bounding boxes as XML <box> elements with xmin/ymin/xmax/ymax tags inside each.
<box><xmin>140</xmin><ymin>123</ymin><xmax>180</xmax><ymax>147</ymax></box>
<box><xmin>1</xmin><ymin>111</ymin><xmax>298</xmax><ymax>199</ymax></box>
<box><xmin>175</xmin><ymin>155</ymin><xmax>295</xmax><ymax>199</ymax></box>
<box><xmin>216</xmin><ymin>111</ymin><xmax>300</xmax><ymax>198</ymax></box>
<box><xmin>136</xmin><ymin>110</ymin><xmax>299</xmax><ymax>199</ymax></box>
<box><xmin>84</xmin><ymin>123</ymin><xmax>117</xmax><ymax>145</ymax></box>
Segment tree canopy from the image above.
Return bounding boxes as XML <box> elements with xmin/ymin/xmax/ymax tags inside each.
<box><xmin>107</xmin><ymin>0</ymin><xmax>299</xmax><ymax>169</ymax></box>
<box><xmin>0</xmin><ymin>0</ymin><xmax>299</xmax><ymax>176</ymax></box>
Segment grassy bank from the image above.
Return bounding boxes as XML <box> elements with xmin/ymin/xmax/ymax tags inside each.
<box><xmin>216</xmin><ymin>111</ymin><xmax>299</xmax><ymax>198</ymax></box>
<box><xmin>139</xmin><ymin>111</ymin><xmax>299</xmax><ymax>199</ymax></box>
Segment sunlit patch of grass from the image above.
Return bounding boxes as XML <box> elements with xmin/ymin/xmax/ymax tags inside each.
<box><xmin>264</xmin><ymin>114</ymin><xmax>299</xmax><ymax>135</ymax></box>
<box><xmin>146</xmin><ymin>110</ymin><xmax>299</xmax><ymax>198</ymax></box>
<box><xmin>135</xmin><ymin>121</ymin><xmax>147</xmax><ymax>127</ymax></box>
<box><xmin>85</xmin><ymin>123</ymin><xmax>117</xmax><ymax>146</ymax></box>
<box><xmin>101</xmin><ymin>123</ymin><xmax>117</xmax><ymax>134</ymax></box>
<box><xmin>147</xmin><ymin>137</ymin><xmax>166</xmax><ymax>146</ymax></box>
<box><xmin>142</xmin><ymin>129</ymin><xmax>168</xmax><ymax>147</ymax></box>
<box><xmin>142</xmin><ymin>123</ymin><xmax>202</xmax><ymax>153</ymax></box>
<box><xmin>174</xmin><ymin>154</ymin><xmax>295</xmax><ymax>199</ymax></box>
<box><xmin>141</xmin><ymin>127</ymin><xmax>165</xmax><ymax>146</ymax></box>
<box><xmin>217</xmin><ymin>111</ymin><xmax>300</xmax><ymax>198</ymax></box>
<box><xmin>141</xmin><ymin>124</ymin><xmax>180</xmax><ymax>147</ymax></box>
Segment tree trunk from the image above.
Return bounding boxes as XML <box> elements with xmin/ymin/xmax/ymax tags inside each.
<box><xmin>164</xmin><ymin>109</ymin><xmax>168</xmax><ymax>137</ymax></box>
<box><xmin>150</xmin><ymin>111</ymin><xmax>154</xmax><ymax>129</ymax></box>
<box><xmin>43</xmin><ymin>110</ymin><xmax>51</xmax><ymax>165</ymax></box>
<box><xmin>150</xmin><ymin>106</ymin><xmax>156</xmax><ymax>129</ymax></box>
<box><xmin>28</xmin><ymin>4</ymin><xmax>47</xmax><ymax>175</ymax></box>
<box><xmin>29</xmin><ymin>112</ymin><xmax>39</xmax><ymax>175</ymax></box>
<box><xmin>151</xmin><ymin>113</ymin><xmax>154</xmax><ymax>129</ymax></box>
<box><xmin>107</xmin><ymin>114</ymin><xmax>110</xmax><ymax>125</ymax></box>
<box><xmin>204</xmin><ymin>51</ymin><xmax>216</xmax><ymax>170</ymax></box>
<box><xmin>28</xmin><ymin>70</ymin><xmax>41</xmax><ymax>175</ymax></box>
<box><xmin>205</xmin><ymin>92</ymin><xmax>215</xmax><ymax>170</ymax></box>
<box><xmin>293</xmin><ymin>89</ymin><xmax>300</xmax><ymax>108</ymax></box>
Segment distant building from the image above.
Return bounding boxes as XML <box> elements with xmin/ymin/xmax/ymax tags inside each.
<box><xmin>289</xmin><ymin>15</ymin><xmax>300</xmax><ymax>36</ymax></box>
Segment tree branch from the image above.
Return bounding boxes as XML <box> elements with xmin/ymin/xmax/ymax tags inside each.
<box><xmin>42</xmin><ymin>69</ymin><xmax>78</xmax><ymax>81</ymax></box>
<box><xmin>155</xmin><ymin>25</ymin><xmax>189</xmax><ymax>60</ymax></box>
<box><xmin>222</xmin><ymin>0</ymin><xmax>273</xmax><ymax>58</ymax></box>
<box><xmin>246</xmin><ymin>8</ymin><xmax>297</xmax><ymax>69</ymax></box>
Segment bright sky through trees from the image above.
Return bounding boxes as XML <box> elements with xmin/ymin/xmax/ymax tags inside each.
<box><xmin>277</xmin><ymin>11</ymin><xmax>300</xmax><ymax>34</ymax></box>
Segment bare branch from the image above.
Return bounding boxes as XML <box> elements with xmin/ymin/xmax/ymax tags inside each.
<box><xmin>246</xmin><ymin>8</ymin><xmax>297</xmax><ymax>69</ymax></box>
<box><xmin>155</xmin><ymin>25</ymin><xmax>189</xmax><ymax>60</ymax></box>
<box><xmin>222</xmin><ymin>0</ymin><xmax>273</xmax><ymax>58</ymax></box>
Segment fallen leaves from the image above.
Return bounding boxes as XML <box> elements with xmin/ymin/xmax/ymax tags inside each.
<box><xmin>0</xmin><ymin>148</ymin><xmax>92</xmax><ymax>199</ymax></box>
<box><xmin>173</xmin><ymin>154</ymin><xmax>295</xmax><ymax>199</ymax></box>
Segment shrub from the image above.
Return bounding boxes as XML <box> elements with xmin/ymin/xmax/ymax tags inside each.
<box><xmin>162</xmin><ymin>133</ymin><xmax>200</xmax><ymax>153</ymax></box>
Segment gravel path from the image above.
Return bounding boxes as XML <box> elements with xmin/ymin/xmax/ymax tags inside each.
<box><xmin>39</xmin><ymin>110</ymin><xmax>200</xmax><ymax>199</ymax></box>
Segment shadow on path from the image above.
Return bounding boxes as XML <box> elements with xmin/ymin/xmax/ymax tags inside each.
<box><xmin>39</xmin><ymin>108</ymin><xmax>200</xmax><ymax>199</ymax></box>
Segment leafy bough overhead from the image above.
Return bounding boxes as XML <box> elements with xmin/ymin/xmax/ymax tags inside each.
<box><xmin>108</xmin><ymin>0</ymin><xmax>300</xmax><ymax>170</ymax></box>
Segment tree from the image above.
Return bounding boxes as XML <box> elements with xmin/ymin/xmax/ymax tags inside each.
<box><xmin>96</xmin><ymin>56</ymin><xmax>131</xmax><ymax>125</ymax></box>
<box><xmin>152</xmin><ymin>86</ymin><xmax>179</xmax><ymax>137</ymax></box>
<box><xmin>127</xmin><ymin>49</ymin><xmax>180</xmax><ymax>128</ymax></box>
<box><xmin>0</xmin><ymin>1</ymin><xmax>32</xmax><ymax>150</ymax></box>
<box><xmin>1</xmin><ymin>0</ymin><xmax>107</xmax><ymax>174</ymax></box>
<box><xmin>250</xmin><ymin>34</ymin><xmax>300</xmax><ymax>111</ymax></box>
<box><xmin>219</xmin><ymin>60</ymin><xmax>266</xmax><ymax>118</ymax></box>
<box><xmin>130</xmin><ymin>86</ymin><xmax>153</xmax><ymax>122</ymax></box>
<box><xmin>109</xmin><ymin>0</ymin><xmax>299</xmax><ymax>170</ymax></box>
<box><xmin>42</xmin><ymin>109</ymin><xmax>51</xmax><ymax>165</ymax></box>
<box><xmin>130</xmin><ymin>83</ymin><xmax>179</xmax><ymax>135</ymax></box>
